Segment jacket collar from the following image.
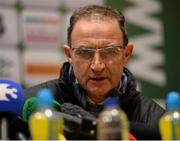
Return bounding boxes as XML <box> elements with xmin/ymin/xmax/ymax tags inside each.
<box><xmin>59</xmin><ymin>62</ymin><xmax>137</xmax><ymax>108</ymax></box>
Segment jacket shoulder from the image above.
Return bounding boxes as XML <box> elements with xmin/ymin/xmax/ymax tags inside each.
<box><xmin>23</xmin><ymin>79</ymin><xmax>60</xmax><ymax>101</ymax></box>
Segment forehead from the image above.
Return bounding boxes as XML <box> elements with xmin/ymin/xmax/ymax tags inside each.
<box><xmin>71</xmin><ymin>18</ymin><xmax>123</xmax><ymax>45</ymax></box>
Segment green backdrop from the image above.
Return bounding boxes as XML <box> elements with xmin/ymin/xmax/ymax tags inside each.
<box><xmin>106</xmin><ymin>0</ymin><xmax>180</xmax><ymax>98</ymax></box>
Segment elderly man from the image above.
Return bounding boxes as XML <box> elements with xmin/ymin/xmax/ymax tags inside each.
<box><xmin>24</xmin><ymin>5</ymin><xmax>165</xmax><ymax>140</ymax></box>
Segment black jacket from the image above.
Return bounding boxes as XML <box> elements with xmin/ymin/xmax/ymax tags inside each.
<box><xmin>24</xmin><ymin>62</ymin><xmax>165</xmax><ymax>139</ymax></box>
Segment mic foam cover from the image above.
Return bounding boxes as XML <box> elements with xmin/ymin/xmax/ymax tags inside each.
<box><xmin>22</xmin><ymin>97</ymin><xmax>37</xmax><ymax>121</ymax></box>
<box><xmin>61</xmin><ymin>103</ymin><xmax>95</xmax><ymax>120</ymax></box>
<box><xmin>22</xmin><ymin>97</ymin><xmax>61</xmax><ymax>121</ymax></box>
<box><xmin>0</xmin><ymin>80</ymin><xmax>23</xmax><ymax>116</ymax></box>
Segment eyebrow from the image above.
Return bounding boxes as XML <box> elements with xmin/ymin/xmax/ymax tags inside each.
<box><xmin>73</xmin><ymin>42</ymin><xmax>123</xmax><ymax>49</ymax></box>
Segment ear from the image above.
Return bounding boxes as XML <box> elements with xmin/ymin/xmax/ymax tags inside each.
<box><xmin>64</xmin><ymin>44</ymin><xmax>72</xmax><ymax>64</ymax></box>
<box><xmin>124</xmin><ymin>42</ymin><xmax>134</xmax><ymax>65</ymax></box>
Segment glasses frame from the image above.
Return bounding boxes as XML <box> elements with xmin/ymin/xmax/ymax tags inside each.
<box><xmin>70</xmin><ymin>45</ymin><xmax>125</xmax><ymax>61</ymax></box>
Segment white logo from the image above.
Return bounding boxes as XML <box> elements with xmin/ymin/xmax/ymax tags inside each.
<box><xmin>0</xmin><ymin>83</ymin><xmax>18</xmax><ymax>101</ymax></box>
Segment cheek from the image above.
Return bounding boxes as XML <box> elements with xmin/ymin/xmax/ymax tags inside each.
<box><xmin>107</xmin><ymin>58</ymin><xmax>125</xmax><ymax>82</ymax></box>
<box><xmin>72</xmin><ymin>60</ymin><xmax>90</xmax><ymax>83</ymax></box>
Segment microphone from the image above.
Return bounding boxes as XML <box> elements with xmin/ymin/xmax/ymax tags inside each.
<box><xmin>22</xmin><ymin>97</ymin><xmax>159</xmax><ymax>140</ymax></box>
<box><xmin>0</xmin><ymin>80</ymin><xmax>23</xmax><ymax>116</ymax></box>
<box><xmin>22</xmin><ymin>97</ymin><xmax>97</xmax><ymax>139</ymax></box>
<box><xmin>61</xmin><ymin>103</ymin><xmax>97</xmax><ymax>139</ymax></box>
<box><xmin>0</xmin><ymin>80</ymin><xmax>29</xmax><ymax>140</ymax></box>
<box><xmin>22</xmin><ymin>97</ymin><xmax>61</xmax><ymax>121</ymax></box>
<box><xmin>56</xmin><ymin>110</ymin><xmax>97</xmax><ymax>140</ymax></box>
<box><xmin>61</xmin><ymin>103</ymin><xmax>160</xmax><ymax>140</ymax></box>
<box><xmin>61</xmin><ymin>103</ymin><xmax>96</xmax><ymax>120</ymax></box>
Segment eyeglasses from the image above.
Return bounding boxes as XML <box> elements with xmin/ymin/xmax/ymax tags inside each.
<box><xmin>71</xmin><ymin>45</ymin><xmax>125</xmax><ymax>61</ymax></box>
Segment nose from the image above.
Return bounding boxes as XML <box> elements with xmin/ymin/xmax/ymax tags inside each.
<box><xmin>90</xmin><ymin>52</ymin><xmax>105</xmax><ymax>74</ymax></box>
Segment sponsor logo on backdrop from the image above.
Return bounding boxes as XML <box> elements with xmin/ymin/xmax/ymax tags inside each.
<box><xmin>0</xmin><ymin>15</ymin><xmax>5</xmax><ymax>37</ymax></box>
<box><xmin>124</xmin><ymin>0</ymin><xmax>166</xmax><ymax>87</ymax></box>
<box><xmin>0</xmin><ymin>0</ymin><xmax>17</xmax><ymax>5</ymax></box>
<box><xmin>23</xmin><ymin>49</ymin><xmax>64</xmax><ymax>86</ymax></box>
<box><xmin>24</xmin><ymin>62</ymin><xmax>60</xmax><ymax>86</ymax></box>
<box><xmin>25</xmin><ymin>17</ymin><xmax>59</xmax><ymax>42</ymax></box>
<box><xmin>25</xmin><ymin>63</ymin><xmax>60</xmax><ymax>76</ymax></box>
<box><xmin>22</xmin><ymin>10</ymin><xmax>62</xmax><ymax>48</ymax></box>
<box><xmin>0</xmin><ymin>58</ymin><xmax>12</xmax><ymax>78</ymax></box>
<box><xmin>0</xmin><ymin>83</ymin><xmax>18</xmax><ymax>102</ymax></box>
<box><xmin>0</xmin><ymin>8</ymin><xmax>18</xmax><ymax>46</ymax></box>
<box><xmin>0</xmin><ymin>48</ymin><xmax>20</xmax><ymax>82</ymax></box>
<box><xmin>20</xmin><ymin>0</ymin><xmax>62</xmax><ymax>8</ymax></box>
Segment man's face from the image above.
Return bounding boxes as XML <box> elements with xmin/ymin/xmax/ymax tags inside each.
<box><xmin>64</xmin><ymin>18</ymin><xmax>133</xmax><ymax>103</ymax></box>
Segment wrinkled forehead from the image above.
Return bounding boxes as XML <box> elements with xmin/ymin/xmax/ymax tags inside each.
<box><xmin>71</xmin><ymin>17</ymin><xmax>123</xmax><ymax>47</ymax></box>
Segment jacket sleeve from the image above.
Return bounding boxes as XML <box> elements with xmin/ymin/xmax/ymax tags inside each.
<box><xmin>121</xmin><ymin>91</ymin><xmax>165</xmax><ymax>140</ymax></box>
<box><xmin>133</xmin><ymin>93</ymin><xmax>165</xmax><ymax>126</ymax></box>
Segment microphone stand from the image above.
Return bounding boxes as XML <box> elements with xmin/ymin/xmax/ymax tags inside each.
<box><xmin>0</xmin><ymin>117</ymin><xmax>8</xmax><ymax>140</ymax></box>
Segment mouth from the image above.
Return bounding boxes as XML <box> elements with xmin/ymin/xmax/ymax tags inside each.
<box><xmin>90</xmin><ymin>77</ymin><xmax>107</xmax><ymax>81</ymax></box>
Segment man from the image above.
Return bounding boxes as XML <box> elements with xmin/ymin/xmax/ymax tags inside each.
<box><xmin>24</xmin><ymin>5</ymin><xmax>165</xmax><ymax>139</ymax></box>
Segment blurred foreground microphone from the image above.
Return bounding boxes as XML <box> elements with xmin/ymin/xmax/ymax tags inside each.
<box><xmin>0</xmin><ymin>80</ymin><xmax>23</xmax><ymax>115</ymax></box>
<box><xmin>22</xmin><ymin>97</ymin><xmax>97</xmax><ymax>139</ymax></box>
<box><xmin>61</xmin><ymin>103</ymin><xmax>97</xmax><ymax>139</ymax></box>
<box><xmin>22</xmin><ymin>97</ymin><xmax>61</xmax><ymax>121</ymax></box>
<box><xmin>0</xmin><ymin>80</ymin><xmax>24</xmax><ymax>140</ymax></box>
<box><xmin>61</xmin><ymin>103</ymin><xmax>161</xmax><ymax>140</ymax></box>
<box><xmin>22</xmin><ymin>96</ymin><xmax>161</xmax><ymax>140</ymax></box>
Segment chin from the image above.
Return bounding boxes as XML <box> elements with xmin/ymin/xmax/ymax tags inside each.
<box><xmin>88</xmin><ymin>88</ymin><xmax>110</xmax><ymax>97</ymax></box>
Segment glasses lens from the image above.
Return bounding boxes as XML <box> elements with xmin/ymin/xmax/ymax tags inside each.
<box><xmin>100</xmin><ymin>46</ymin><xmax>121</xmax><ymax>59</ymax></box>
<box><xmin>73</xmin><ymin>48</ymin><xmax>94</xmax><ymax>60</ymax></box>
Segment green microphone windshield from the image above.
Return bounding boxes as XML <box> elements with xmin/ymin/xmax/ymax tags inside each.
<box><xmin>22</xmin><ymin>97</ymin><xmax>37</xmax><ymax>122</ymax></box>
<box><xmin>22</xmin><ymin>97</ymin><xmax>61</xmax><ymax>122</ymax></box>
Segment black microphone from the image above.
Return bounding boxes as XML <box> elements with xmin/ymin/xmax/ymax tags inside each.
<box><xmin>61</xmin><ymin>103</ymin><xmax>97</xmax><ymax>139</ymax></box>
<box><xmin>61</xmin><ymin>103</ymin><xmax>161</xmax><ymax>140</ymax></box>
